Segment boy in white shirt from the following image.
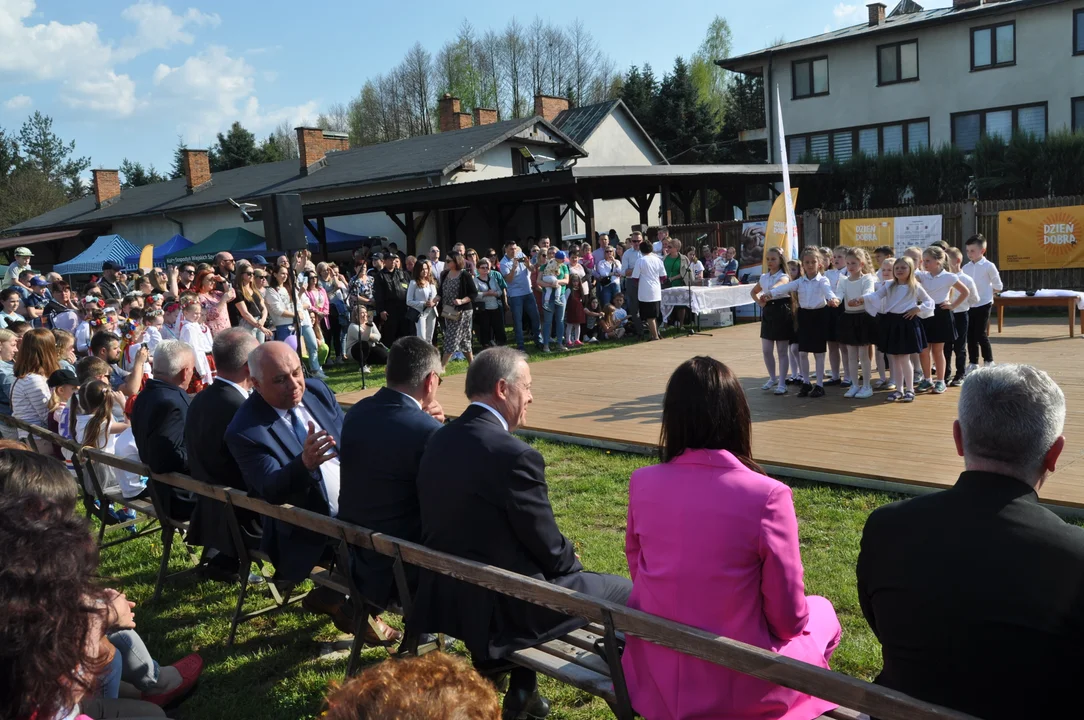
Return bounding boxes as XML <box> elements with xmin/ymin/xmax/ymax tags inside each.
<box><xmin>635</xmin><ymin>240</ymin><xmax>667</xmax><ymax>341</ymax></box>
<box><xmin>961</xmin><ymin>234</ymin><xmax>1003</xmax><ymax>374</ymax></box>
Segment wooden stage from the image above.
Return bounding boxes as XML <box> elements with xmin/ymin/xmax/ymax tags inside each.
<box><xmin>338</xmin><ymin>318</ymin><xmax>1084</xmax><ymax>511</ymax></box>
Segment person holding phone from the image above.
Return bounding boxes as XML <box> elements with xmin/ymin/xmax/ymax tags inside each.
<box><xmin>499</xmin><ymin>241</ymin><xmax>540</xmax><ymax>351</ymax></box>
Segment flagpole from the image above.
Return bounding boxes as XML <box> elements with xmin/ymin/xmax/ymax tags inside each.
<box><xmin>776</xmin><ymin>84</ymin><xmax>799</xmax><ymax>260</ymax></box>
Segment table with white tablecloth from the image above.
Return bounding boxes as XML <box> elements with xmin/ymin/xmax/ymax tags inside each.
<box><xmin>660</xmin><ymin>283</ymin><xmax>756</xmax><ymax>322</ymax></box>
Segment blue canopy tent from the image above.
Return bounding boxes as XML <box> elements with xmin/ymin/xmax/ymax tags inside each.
<box><xmin>54</xmin><ymin>234</ymin><xmax>141</xmax><ymax>276</ymax></box>
<box><xmin>122</xmin><ymin>234</ymin><xmax>193</xmax><ymax>269</ymax></box>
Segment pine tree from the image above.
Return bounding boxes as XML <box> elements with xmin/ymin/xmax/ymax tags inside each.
<box><xmin>169</xmin><ymin>137</ymin><xmax>187</xmax><ymax>180</ymax></box>
<box><xmin>209</xmin><ymin>122</ymin><xmax>260</xmax><ymax>172</ymax></box>
<box><xmin>120</xmin><ymin>158</ymin><xmax>166</xmax><ymax>188</ymax></box>
<box><xmin>619</xmin><ymin>65</ymin><xmax>657</xmax><ymax>131</ymax></box>
<box><xmin>651</xmin><ymin>57</ymin><xmax>717</xmax><ymax>162</ymax></box>
<box><xmin>17</xmin><ymin>111</ymin><xmax>90</xmax><ymax>199</ymax></box>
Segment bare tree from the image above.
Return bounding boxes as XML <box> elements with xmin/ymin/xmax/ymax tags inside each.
<box><xmin>567</xmin><ymin>19</ymin><xmax>599</xmax><ymax>107</ymax></box>
<box><xmin>527</xmin><ymin>16</ymin><xmax>547</xmax><ymax>97</ymax></box>
<box><xmin>316</xmin><ymin>102</ymin><xmax>350</xmax><ymax>133</ymax></box>
<box><xmin>544</xmin><ymin>24</ymin><xmax>570</xmax><ymax>97</ymax></box>
<box><xmin>478</xmin><ymin>28</ymin><xmax>504</xmax><ymax>118</ymax></box>
<box><xmin>501</xmin><ymin>18</ymin><xmax>528</xmax><ymax>118</ymax></box>
<box><xmin>269</xmin><ymin>121</ymin><xmax>299</xmax><ymax>158</ymax></box>
<box><xmin>400</xmin><ymin>43</ymin><xmax>435</xmax><ymax>135</ymax></box>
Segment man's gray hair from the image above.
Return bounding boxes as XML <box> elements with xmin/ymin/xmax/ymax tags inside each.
<box><xmin>385</xmin><ymin>336</ymin><xmax>442</xmax><ymax>392</ymax></box>
<box><xmin>153</xmin><ymin>340</ymin><xmax>195</xmax><ymax>379</ymax></box>
<box><xmin>465</xmin><ymin>347</ymin><xmax>527</xmax><ymax>399</ymax></box>
<box><xmin>213</xmin><ymin>328</ymin><xmax>260</xmax><ymax>375</ymax></box>
<box><xmin>247</xmin><ymin>343</ymin><xmax>275</xmax><ymax>382</ymax></box>
<box><xmin>958</xmin><ymin>364</ymin><xmax>1065</xmax><ymax>479</ymax></box>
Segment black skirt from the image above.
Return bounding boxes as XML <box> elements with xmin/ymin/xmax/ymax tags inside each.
<box><xmin>921</xmin><ymin>306</ymin><xmax>957</xmax><ymax>344</ymax></box>
<box><xmin>760</xmin><ymin>299</ymin><xmax>795</xmax><ymax>341</ymax></box>
<box><xmin>836</xmin><ymin>311</ymin><xmax>878</xmax><ymax>347</ymax></box>
<box><xmin>881</xmin><ymin>312</ymin><xmax>928</xmax><ymax>355</ymax></box>
<box><xmin>825</xmin><ymin>303</ymin><xmax>844</xmax><ymax>342</ymax></box>
<box><xmin>796</xmin><ymin>307</ymin><xmax>829</xmax><ymax>354</ymax></box>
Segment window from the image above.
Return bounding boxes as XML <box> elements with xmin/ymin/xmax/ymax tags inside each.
<box><xmin>971</xmin><ymin>21</ymin><xmax>1015</xmax><ymax>70</ymax></box>
<box><xmin>792</xmin><ymin>57</ymin><xmax>829</xmax><ymax>99</ymax></box>
<box><xmin>1074</xmin><ymin>97</ymin><xmax>1084</xmax><ymax>132</ymax></box>
<box><xmin>878</xmin><ymin>40</ymin><xmax>919</xmax><ymax>85</ymax></box>
<box><xmin>1075</xmin><ymin>9</ymin><xmax>1084</xmax><ymax>55</ymax></box>
<box><xmin>787</xmin><ymin>118</ymin><xmax>930</xmax><ymax>161</ymax></box>
<box><xmin>951</xmin><ymin>102</ymin><xmax>1047</xmax><ymax>151</ymax></box>
<box><xmin>511</xmin><ymin>148</ymin><xmax>530</xmax><ymax>176</ymax></box>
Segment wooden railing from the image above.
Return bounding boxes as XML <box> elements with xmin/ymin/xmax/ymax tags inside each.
<box><xmin>0</xmin><ymin>415</ymin><xmax>977</xmax><ymax>720</ymax></box>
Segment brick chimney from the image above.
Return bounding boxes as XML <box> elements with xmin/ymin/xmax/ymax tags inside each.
<box><xmin>867</xmin><ymin>2</ymin><xmax>887</xmax><ymax>25</ymax></box>
<box><xmin>533</xmin><ymin>94</ymin><xmax>570</xmax><ymax>123</ymax></box>
<box><xmin>473</xmin><ymin>107</ymin><xmax>498</xmax><ymax>126</ymax></box>
<box><xmin>296</xmin><ymin>127</ymin><xmax>327</xmax><ymax>175</ymax></box>
<box><xmin>92</xmin><ymin>169</ymin><xmax>121</xmax><ymax>209</ymax></box>
<box><xmin>322</xmin><ymin>130</ymin><xmax>350</xmax><ymax>153</ymax></box>
<box><xmin>438</xmin><ymin>94</ymin><xmax>472</xmax><ymax>133</ymax></box>
<box><xmin>180</xmin><ymin>149</ymin><xmax>211</xmax><ymax>194</ymax></box>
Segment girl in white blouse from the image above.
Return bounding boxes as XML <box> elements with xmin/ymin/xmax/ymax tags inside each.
<box><xmin>857</xmin><ymin>257</ymin><xmax>934</xmax><ymax>403</ymax></box>
<box><xmin>749</xmin><ymin>247</ymin><xmax>793</xmax><ymax>395</ymax></box>
<box><xmin>834</xmin><ymin>248</ymin><xmax>878</xmax><ymax>399</ymax></box>
<box><xmin>916</xmin><ymin>246</ymin><xmax>970</xmax><ymax>395</ymax></box>
<box><xmin>407</xmin><ymin>259</ymin><xmax>439</xmax><ymax>343</ymax></box>
<box><xmin>825</xmin><ymin>246</ymin><xmax>848</xmax><ymax>386</ymax></box>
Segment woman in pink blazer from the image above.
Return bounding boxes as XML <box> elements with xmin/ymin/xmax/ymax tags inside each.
<box><xmin>623</xmin><ymin>356</ymin><xmax>841</xmax><ymax>720</ymax></box>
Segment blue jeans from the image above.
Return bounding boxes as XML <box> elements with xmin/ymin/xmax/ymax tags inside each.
<box><xmin>300</xmin><ymin>324</ymin><xmax>321</xmax><ymax>373</ymax></box>
<box><xmin>273</xmin><ymin>324</ymin><xmax>293</xmax><ymax>341</ymax></box>
<box><xmin>598</xmin><ymin>281</ymin><xmax>617</xmax><ymax>309</ymax></box>
<box><xmin>543</xmin><ymin>301</ymin><xmax>567</xmax><ymax>348</ymax></box>
<box><xmin>108</xmin><ymin>629</ymin><xmax>160</xmax><ymax>692</ymax></box>
<box><xmin>509</xmin><ymin>293</ymin><xmax>541</xmax><ymax>350</ymax></box>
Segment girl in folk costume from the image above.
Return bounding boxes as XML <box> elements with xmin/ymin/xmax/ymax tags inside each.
<box><xmin>858</xmin><ymin>257</ymin><xmax>933</xmax><ymax>403</ymax></box>
<box><xmin>915</xmin><ymin>245</ymin><xmax>970</xmax><ymax>395</ymax></box>
<box><xmin>142</xmin><ymin>307</ymin><xmax>165</xmax><ymax>353</ymax></box>
<box><xmin>161</xmin><ymin>299</ymin><xmax>183</xmax><ymax>340</ymax></box>
<box><xmin>785</xmin><ymin>259</ymin><xmax>803</xmax><ymax>385</ymax></box>
<box><xmin>76</xmin><ymin>295</ymin><xmax>107</xmax><ymax>355</ymax></box>
<box><xmin>760</xmin><ymin>248</ymin><xmax>841</xmax><ymax>398</ymax></box>
<box><xmin>749</xmin><ymin>247</ymin><xmax>793</xmax><ymax>395</ymax></box>
<box><xmin>824</xmin><ymin>246</ymin><xmax>848</xmax><ymax>385</ymax></box>
<box><xmin>120</xmin><ymin>312</ymin><xmax>151</xmax><ymax>375</ymax></box>
<box><xmin>834</xmin><ymin>248</ymin><xmax>878</xmax><ymax>399</ymax></box>
<box><xmin>178</xmin><ymin>298</ymin><xmax>215</xmax><ymax>393</ymax></box>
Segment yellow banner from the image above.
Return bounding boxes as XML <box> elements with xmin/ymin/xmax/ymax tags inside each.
<box><xmin>998</xmin><ymin>206</ymin><xmax>1084</xmax><ymax>270</ymax></box>
<box><xmin>761</xmin><ymin>188</ymin><xmax>798</xmax><ymax>273</ymax></box>
<box><xmin>840</xmin><ymin>218</ymin><xmax>894</xmax><ymax>251</ymax></box>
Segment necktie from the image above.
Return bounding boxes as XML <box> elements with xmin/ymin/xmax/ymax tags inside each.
<box><xmin>288</xmin><ymin>408</ymin><xmax>309</xmax><ymax>448</ymax></box>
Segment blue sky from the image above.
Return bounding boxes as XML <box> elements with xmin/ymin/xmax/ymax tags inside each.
<box><xmin>0</xmin><ymin>0</ymin><xmax>951</xmax><ymax>175</ymax></box>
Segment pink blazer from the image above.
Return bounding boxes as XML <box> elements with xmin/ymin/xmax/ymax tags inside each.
<box><xmin>623</xmin><ymin>448</ymin><xmax>840</xmax><ymax>720</ymax></box>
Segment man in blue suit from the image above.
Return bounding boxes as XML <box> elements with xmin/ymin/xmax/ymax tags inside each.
<box><xmin>225</xmin><ymin>341</ymin><xmax>347</xmax><ymax>625</ymax></box>
<box><xmin>338</xmin><ymin>336</ymin><xmax>445</xmax><ymax>611</ymax></box>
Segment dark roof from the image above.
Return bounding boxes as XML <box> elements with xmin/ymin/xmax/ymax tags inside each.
<box><xmin>553</xmin><ymin>99</ymin><xmax>668</xmax><ymax>163</ymax></box>
<box><xmin>6</xmin><ymin>116</ymin><xmax>586</xmax><ymax>235</ymax></box>
<box><xmin>717</xmin><ymin>0</ymin><xmax>1063</xmax><ymax>71</ymax></box>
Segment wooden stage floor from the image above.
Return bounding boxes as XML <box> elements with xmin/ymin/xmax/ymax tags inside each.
<box><xmin>338</xmin><ymin>317</ymin><xmax>1084</xmax><ymax>510</ymax></box>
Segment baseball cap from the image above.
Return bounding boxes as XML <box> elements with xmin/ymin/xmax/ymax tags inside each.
<box><xmin>370</xmin><ymin>252</ymin><xmax>385</xmax><ymax>260</ymax></box>
<box><xmin>30</xmin><ymin>277</ymin><xmax>49</xmax><ymax>287</ymax></box>
<box><xmin>101</xmin><ymin>261</ymin><xmax>119</xmax><ymax>271</ymax></box>
<box><xmin>14</xmin><ymin>247</ymin><xmax>33</xmax><ymax>257</ymax></box>
<box><xmin>555</xmin><ymin>250</ymin><xmax>567</xmax><ymax>260</ymax></box>
<box><xmin>251</xmin><ymin>255</ymin><xmax>269</xmax><ymax>266</ymax></box>
<box><xmin>47</xmin><ymin>368</ymin><xmax>78</xmax><ymax>388</ymax></box>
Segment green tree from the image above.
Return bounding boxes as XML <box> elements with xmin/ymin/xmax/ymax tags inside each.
<box><xmin>0</xmin><ymin>127</ymin><xmax>18</xmax><ymax>179</ymax></box>
<box><xmin>169</xmin><ymin>137</ymin><xmax>187</xmax><ymax>180</ymax></box>
<box><xmin>348</xmin><ymin>81</ymin><xmax>386</xmax><ymax>147</ymax></box>
<box><xmin>619</xmin><ymin>65</ymin><xmax>657</xmax><ymax>129</ymax></box>
<box><xmin>17</xmin><ymin>111</ymin><xmax>90</xmax><ymax>200</ymax></box>
<box><xmin>119</xmin><ymin>158</ymin><xmax>166</xmax><ymax>188</ymax></box>
<box><xmin>0</xmin><ymin>167</ymin><xmax>67</xmax><ymax>232</ymax></box>
<box><xmin>209</xmin><ymin>121</ymin><xmax>260</xmax><ymax>172</ymax></box>
<box><xmin>651</xmin><ymin>57</ymin><xmax>717</xmax><ymax>162</ymax></box>
<box><xmin>689</xmin><ymin>16</ymin><xmax>733</xmax><ymax>126</ymax></box>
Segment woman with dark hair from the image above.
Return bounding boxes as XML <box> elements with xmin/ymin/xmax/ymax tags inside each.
<box><xmin>622</xmin><ymin>357</ymin><xmax>841</xmax><ymax>720</ymax></box>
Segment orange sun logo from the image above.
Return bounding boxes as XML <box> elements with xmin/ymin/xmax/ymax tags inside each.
<box><xmin>1036</xmin><ymin>212</ymin><xmax>1078</xmax><ymax>257</ymax></box>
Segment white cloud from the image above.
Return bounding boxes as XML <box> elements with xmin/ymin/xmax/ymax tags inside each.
<box><xmin>63</xmin><ymin>72</ymin><xmax>138</xmax><ymax>115</ymax></box>
<box><xmin>152</xmin><ymin>46</ymin><xmax>318</xmax><ymax>143</ymax></box>
<box><xmin>832</xmin><ymin>2</ymin><xmax>865</xmax><ymax>27</ymax></box>
<box><xmin>116</xmin><ymin>1</ymin><xmax>221</xmax><ymax>61</ymax></box>
<box><xmin>4</xmin><ymin>94</ymin><xmax>32</xmax><ymax>110</ymax></box>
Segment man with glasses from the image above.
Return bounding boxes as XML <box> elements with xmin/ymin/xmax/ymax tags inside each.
<box><xmin>427</xmin><ymin>246</ymin><xmax>445</xmax><ymax>277</ymax></box>
<box><xmin>214</xmin><ymin>252</ymin><xmax>236</xmax><ymax>285</ymax></box>
<box><xmin>499</xmin><ymin>241</ymin><xmax>541</xmax><ymax>351</ymax></box>
<box><xmin>176</xmin><ymin>264</ymin><xmax>196</xmax><ymax>293</ymax></box>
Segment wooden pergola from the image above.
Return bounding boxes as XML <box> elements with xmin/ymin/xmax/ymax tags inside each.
<box><xmin>274</xmin><ymin>164</ymin><xmax>823</xmax><ymax>255</ymax></box>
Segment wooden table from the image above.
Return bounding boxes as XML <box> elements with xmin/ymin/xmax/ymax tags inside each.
<box><xmin>995</xmin><ymin>295</ymin><xmax>1078</xmax><ymax>338</ymax></box>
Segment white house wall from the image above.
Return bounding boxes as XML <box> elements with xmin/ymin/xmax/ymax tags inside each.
<box><xmin>763</xmin><ymin>1</ymin><xmax>1084</xmax><ymax>158</ymax></box>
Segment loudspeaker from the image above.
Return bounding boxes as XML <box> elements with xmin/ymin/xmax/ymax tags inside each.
<box><xmin>261</xmin><ymin>193</ymin><xmax>306</xmax><ymax>251</ymax></box>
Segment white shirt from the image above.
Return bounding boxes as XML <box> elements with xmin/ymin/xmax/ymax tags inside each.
<box><xmin>768</xmin><ymin>274</ymin><xmax>838</xmax><ymax>309</ymax></box>
<box><xmin>635</xmin><ymin>253</ymin><xmax>667</xmax><ymax>303</ymax></box>
<box><xmin>917</xmin><ymin>270</ymin><xmax>960</xmax><ymax>305</ymax></box>
<box><xmin>757</xmin><ymin>270</ymin><xmax>789</xmax><ymax>295</ymax></box>
<box><xmin>836</xmin><ymin>274</ymin><xmax>877</xmax><ymax>313</ymax></box>
<box><xmin>621</xmin><ymin>248</ymin><xmax>642</xmax><ymax>279</ymax></box>
<box><xmin>215</xmin><ymin>376</ymin><xmax>251</xmax><ymax>401</ymax></box>
<box><xmin>431</xmin><ymin>259</ymin><xmax>445</xmax><ymax>277</ymax></box>
<box><xmin>825</xmin><ymin>268</ymin><xmax>843</xmax><ymax>288</ymax></box>
<box><xmin>689</xmin><ymin>260</ymin><xmax>705</xmax><ymax>282</ymax></box>
<box><xmin>471</xmin><ymin>401</ymin><xmax>508</xmax><ymax>432</ymax></box>
<box><xmin>863</xmin><ymin>282</ymin><xmax>934</xmax><ymax>316</ymax></box>
<box><xmin>951</xmin><ymin>271</ymin><xmax>979</xmax><ymax>314</ymax></box>
<box><xmin>591</xmin><ymin>247</ymin><xmax>608</xmax><ymax>267</ymax></box>
<box><xmin>394</xmin><ymin>389</ymin><xmax>423</xmax><ymax>411</ymax></box>
<box><xmin>278</xmin><ymin>402</ymin><xmax>341</xmax><ymax>517</ymax></box>
<box><xmin>962</xmin><ymin>256</ymin><xmax>1003</xmax><ymax>306</ymax></box>
<box><xmin>593</xmin><ymin>259</ymin><xmax>621</xmax><ymax>291</ymax></box>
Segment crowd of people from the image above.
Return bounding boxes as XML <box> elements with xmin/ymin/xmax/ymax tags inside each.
<box><xmin>750</xmin><ymin>234</ymin><xmax>1002</xmax><ymax>402</ymax></box>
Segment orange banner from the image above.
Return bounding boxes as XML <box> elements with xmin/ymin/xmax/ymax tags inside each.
<box><xmin>840</xmin><ymin>218</ymin><xmax>894</xmax><ymax>251</ymax></box>
<box><xmin>999</xmin><ymin>206</ymin><xmax>1084</xmax><ymax>270</ymax></box>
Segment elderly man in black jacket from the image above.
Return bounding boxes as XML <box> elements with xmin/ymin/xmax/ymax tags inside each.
<box><xmin>413</xmin><ymin>346</ymin><xmax>631</xmax><ymax>719</ymax></box>
<box><xmin>857</xmin><ymin>364</ymin><xmax>1084</xmax><ymax>720</ymax></box>
<box><xmin>371</xmin><ymin>252</ymin><xmax>412</xmax><ymax>347</ymax></box>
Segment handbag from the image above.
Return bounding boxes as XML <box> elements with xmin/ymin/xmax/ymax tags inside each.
<box><xmin>405</xmin><ymin>306</ymin><xmax>421</xmax><ymax>323</ymax></box>
<box><xmin>441</xmin><ymin>304</ymin><xmax>461</xmax><ymax>321</ymax></box>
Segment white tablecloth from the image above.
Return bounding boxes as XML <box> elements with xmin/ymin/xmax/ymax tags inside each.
<box><xmin>1000</xmin><ymin>289</ymin><xmax>1084</xmax><ymax>310</ymax></box>
<box><xmin>661</xmin><ymin>284</ymin><xmax>755</xmax><ymax>321</ymax></box>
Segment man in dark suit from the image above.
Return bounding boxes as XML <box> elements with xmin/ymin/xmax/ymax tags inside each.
<box><xmin>857</xmin><ymin>364</ymin><xmax>1084</xmax><ymax>720</ymax></box>
<box><xmin>185</xmin><ymin>328</ymin><xmax>260</xmax><ymax>580</ymax></box>
<box><xmin>371</xmin><ymin>252</ymin><xmax>412</xmax><ymax>346</ymax></box>
<box><xmin>129</xmin><ymin>339</ymin><xmax>196</xmax><ymax>521</ymax></box>
<box><xmin>414</xmin><ymin>346</ymin><xmax>632</xmax><ymax>719</ymax></box>
<box><xmin>339</xmin><ymin>336</ymin><xmax>444</xmax><ymax>610</ymax></box>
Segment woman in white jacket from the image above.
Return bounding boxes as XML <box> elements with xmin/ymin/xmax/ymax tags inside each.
<box><xmin>406</xmin><ymin>259</ymin><xmax>439</xmax><ymax>342</ymax></box>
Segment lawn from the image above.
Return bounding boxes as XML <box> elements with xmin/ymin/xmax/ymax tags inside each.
<box><xmin>98</xmin><ymin>435</ymin><xmax>903</xmax><ymax>720</ymax></box>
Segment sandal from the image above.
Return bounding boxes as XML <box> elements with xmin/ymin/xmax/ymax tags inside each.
<box><xmin>886</xmin><ymin>391</ymin><xmax>903</xmax><ymax>402</ymax></box>
<box><xmin>901</xmin><ymin>391</ymin><xmax>916</xmax><ymax>403</ymax></box>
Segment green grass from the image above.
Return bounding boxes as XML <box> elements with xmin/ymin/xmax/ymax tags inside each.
<box><xmin>98</xmin><ymin>436</ymin><xmax>905</xmax><ymax>720</ymax></box>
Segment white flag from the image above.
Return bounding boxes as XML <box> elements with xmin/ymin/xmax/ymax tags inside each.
<box><xmin>776</xmin><ymin>84</ymin><xmax>800</xmax><ymax>260</ymax></box>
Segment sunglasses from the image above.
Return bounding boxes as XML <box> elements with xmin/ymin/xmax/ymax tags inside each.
<box><xmin>241</xmin><ymin>271</ymin><xmax>253</xmax><ymax>276</ymax></box>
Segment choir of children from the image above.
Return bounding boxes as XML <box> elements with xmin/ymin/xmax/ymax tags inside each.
<box><xmin>754</xmin><ymin>234</ymin><xmax>1002</xmax><ymax>403</ymax></box>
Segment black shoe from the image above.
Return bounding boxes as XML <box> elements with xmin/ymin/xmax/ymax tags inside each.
<box><xmin>797</xmin><ymin>383</ymin><xmax>812</xmax><ymax>398</ymax></box>
<box><xmin>785</xmin><ymin>377</ymin><xmax>796</xmax><ymax>385</ymax></box>
<box><xmin>502</xmin><ymin>688</ymin><xmax>551</xmax><ymax>720</ymax></box>
<box><xmin>824</xmin><ymin>378</ymin><xmax>841</xmax><ymax>386</ymax></box>
<box><xmin>810</xmin><ymin>385</ymin><xmax>826</xmax><ymax>398</ymax></box>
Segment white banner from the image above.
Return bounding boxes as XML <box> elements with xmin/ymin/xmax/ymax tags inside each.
<box><xmin>893</xmin><ymin>215</ymin><xmax>943</xmax><ymax>257</ymax></box>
